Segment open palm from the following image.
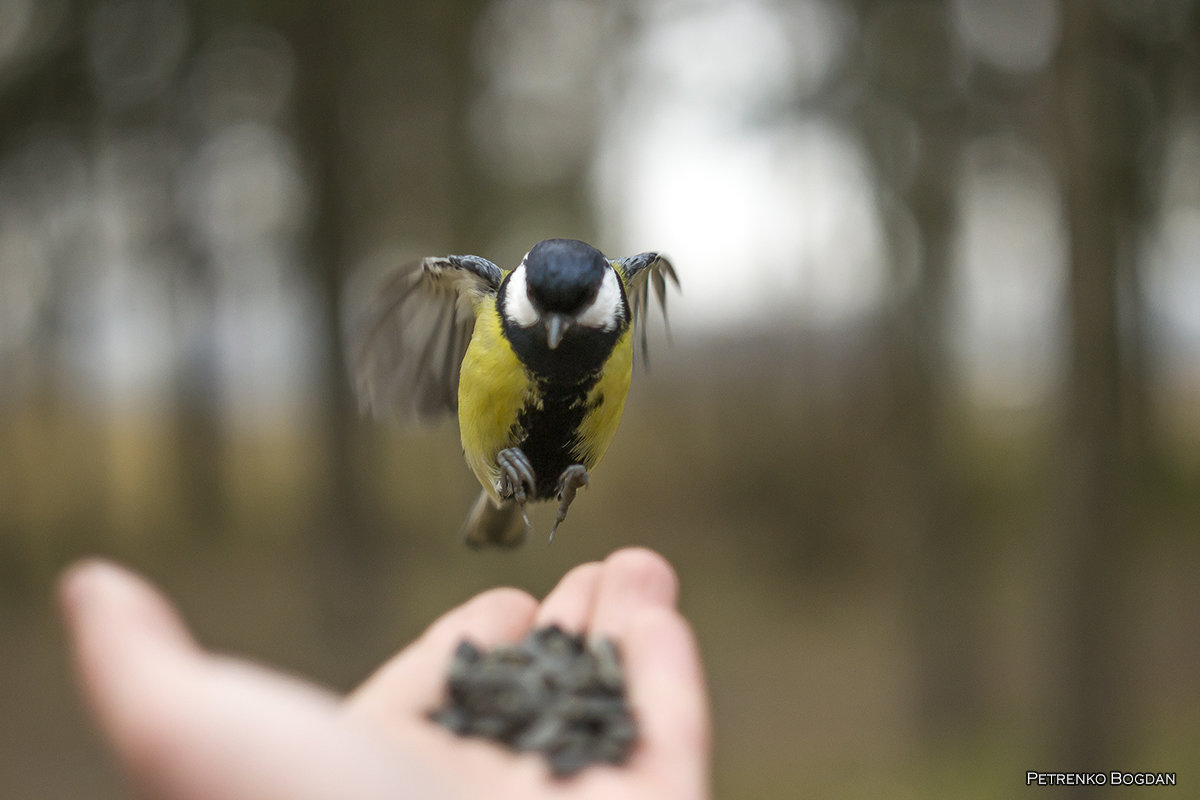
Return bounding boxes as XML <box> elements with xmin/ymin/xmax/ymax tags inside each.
<box><xmin>62</xmin><ymin>548</ymin><xmax>710</xmax><ymax>800</ymax></box>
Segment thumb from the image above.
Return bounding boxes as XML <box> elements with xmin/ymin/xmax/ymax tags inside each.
<box><xmin>59</xmin><ymin>559</ymin><xmax>200</xmax><ymax>747</ymax></box>
<box><xmin>58</xmin><ymin>560</ymin><xmax>426</xmax><ymax>800</ymax></box>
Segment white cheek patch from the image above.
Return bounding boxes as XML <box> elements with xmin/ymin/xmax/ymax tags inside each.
<box><xmin>577</xmin><ymin>267</ymin><xmax>623</xmax><ymax>330</ymax></box>
<box><xmin>503</xmin><ymin>264</ymin><xmax>540</xmax><ymax>327</ymax></box>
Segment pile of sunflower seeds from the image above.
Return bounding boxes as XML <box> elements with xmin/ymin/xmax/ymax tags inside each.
<box><xmin>427</xmin><ymin>625</ymin><xmax>638</xmax><ymax>777</ymax></box>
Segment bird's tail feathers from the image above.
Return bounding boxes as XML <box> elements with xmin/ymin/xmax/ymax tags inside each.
<box><xmin>461</xmin><ymin>490</ymin><xmax>527</xmax><ymax>548</ymax></box>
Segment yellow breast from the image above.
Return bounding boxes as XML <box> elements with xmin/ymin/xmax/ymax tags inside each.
<box><xmin>572</xmin><ymin>329</ymin><xmax>633</xmax><ymax>468</ymax></box>
<box><xmin>458</xmin><ymin>298</ymin><xmax>533</xmax><ymax>500</ymax></box>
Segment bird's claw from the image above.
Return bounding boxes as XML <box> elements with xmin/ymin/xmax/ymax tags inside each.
<box><xmin>549</xmin><ymin>465</ymin><xmax>589</xmax><ymax>542</ymax></box>
<box><xmin>497</xmin><ymin>448</ymin><xmax>536</xmax><ymax>506</ymax></box>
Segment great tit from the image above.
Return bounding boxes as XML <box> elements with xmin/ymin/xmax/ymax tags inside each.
<box><xmin>347</xmin><ymin>238</ymin><xmax>677</xmax><ymax>547</ymax></box>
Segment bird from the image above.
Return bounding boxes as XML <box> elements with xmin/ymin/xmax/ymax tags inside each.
<box><xmin>346</xmin><ymin>238</ymin><xmax>678</xmax><ymax>547</ymax></box>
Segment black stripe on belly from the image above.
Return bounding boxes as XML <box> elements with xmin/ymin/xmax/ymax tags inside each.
<box><xmin>514</xmin><ymin>378</ymin><xmax>600</xmax><ymax>500</ymax></box>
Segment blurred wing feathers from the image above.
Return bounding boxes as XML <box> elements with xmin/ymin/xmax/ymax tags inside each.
<box><xmin>345</xmin><ymin>255</ymin><xmax>502</xmax><ymax>423</ymax></box>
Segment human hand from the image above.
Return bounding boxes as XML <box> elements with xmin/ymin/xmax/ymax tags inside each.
<box><xmin>60</xmin><ymin>548</ymin><xmax>710</xmax><ymax>800</ymax></box>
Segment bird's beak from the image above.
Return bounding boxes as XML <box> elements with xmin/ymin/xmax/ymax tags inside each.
<box><xmin>544</xmin><ymin>313</ymin><xmax>571</xmax><ymax>350</ymax></box>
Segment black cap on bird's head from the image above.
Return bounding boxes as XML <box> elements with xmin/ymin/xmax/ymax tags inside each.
<box><xmin>522</xmin><ymin>239</ymin><xmax>609</xmax><ymax>349</ymax></box>
<box><xmin>524</xmin><ymin>239</ymin><xmax>607</xmax><ymax>314</ymax></box>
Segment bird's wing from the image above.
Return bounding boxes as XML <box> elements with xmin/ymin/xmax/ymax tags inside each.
<box><xmin>613</xmin><ymin>252</ymin><xmax>680</xmax><ymax>365</ymax></box>
<box><xmin>345</xmin><ymin>254</ymin><xmax>503</xmax><ymax>423</ymax></box>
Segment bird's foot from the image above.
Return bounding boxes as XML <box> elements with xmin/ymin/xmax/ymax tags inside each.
<box><xmin>549</xmin><ymin>465</ymin><xmax>589</xmax><ymax>542</ymax></box>
<box><xmin>497</xmin><ymin>448</ymin><xmax>535</xmax><ymax>504</ymax></box>
<box><xmin>497</xmin><ymin>448</ymin><xmax>535</xmax><ymax>531</ymax></box>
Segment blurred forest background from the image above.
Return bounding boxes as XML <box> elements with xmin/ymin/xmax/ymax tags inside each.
<box><xmin>2</xmin><ymin>0</ymin><xmax>1199</xmax><ymax>797</ymax></box>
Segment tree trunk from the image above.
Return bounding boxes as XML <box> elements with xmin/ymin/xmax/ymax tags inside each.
<box><xmin>1047</xmin><ymin>1</ymin><xmax>1137</xmax><ymax>785</ymax></box>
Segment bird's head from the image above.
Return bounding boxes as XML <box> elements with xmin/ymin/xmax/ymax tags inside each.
<box><xmin>504</xmin><ymin>239</ymin><xmax>625</xmax><ymax>349</ymax></box>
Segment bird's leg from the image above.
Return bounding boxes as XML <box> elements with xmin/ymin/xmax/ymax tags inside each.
<box><xmin>549</xmin><ymin>464</ymin><xmax>589</xmax><ymax>542</ymax></box>
<box><xmin>497</xmin><ymin>448</ymin><xmax>535</xmax><ymax>529</ymax></box>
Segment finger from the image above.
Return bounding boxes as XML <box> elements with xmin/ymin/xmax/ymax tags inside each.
<box><xmin>533</xmin><ymin>561</ymin><xmax>603</xmax><ymax>632</ymax></box>
<box><xmin>588</xmin><ymin>547</ymin><xmax>679</xmax><ymax>641</ymax></box>
<box><xmin>59</xmin><ymin>560</ymin><xmax>416</xmax><ymax>800</ymax></box>
<box><xmin>347</xmin><ymin>587</ymin><xmax>537</xmax><ymax>719</ymax></box>
<box><xmin>60</xmin><ymin>560</ymin><xmax>199</xmax><ymax>742</ymax></box>
<box><xmin>622</xmin><ymin>606</ymin><xmax>711</xmax><ymax>797</ymax></box>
